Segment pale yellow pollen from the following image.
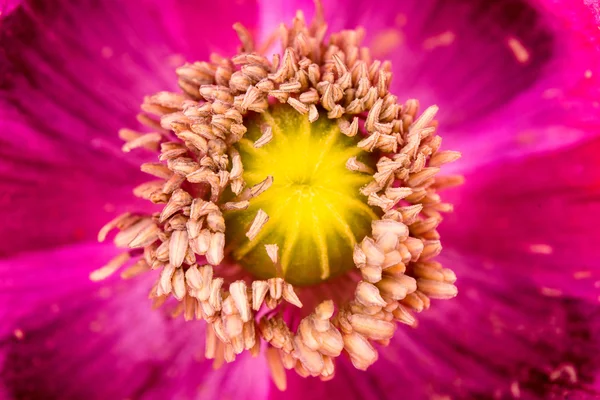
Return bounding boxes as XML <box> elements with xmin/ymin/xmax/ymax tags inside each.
<box><xmin>242</xmin><ymin>176</ymin><xmax>274</xmax><ymax>201</ymax></box>
<box><xmin>585</xmin><ymin>69</ymin><xmax>593</xmax><ymax>79</ymax></box>
<box><xmin>254</xmin><ymin>126</ymin><xmax>273</xmax><ymax>148</ymax></box>
<box><xmin>122</xmin><ymin>132</ymin><xmax>162</xmax><ymax>153</ymax></box>
<box><xmin>193</xmin><ymin>230</ymin><xmax>211</xmax><ymax>255</ymax></box>
<box><xmin>348</xmin><ymin>314</ymin><xmax>395</xmax><ymax>341</ymax></box>
<box><xmin>230</xmin><ymin>281</ymin><xmax>252</xmax><ymax>322</ymax></box>
<box><xmin>269</xmin><ymin>278</ymin><xmax>284</xmax><ymax>301</ymax></box>
<box><xmin>540</xmin><ymin>287</ymin><xmax>563</xmax><ymax>297</ymax></box>
<box><xmin>101</xmin><ymin>46</ymin><xmax>114</xmax><ymax>59</ymax></box>
<box><xmin>549</xmin><ymin>363</ymin><xmax>578</xmax><ymax>383</ymax></box>
<box><xmin>507</xmin><ymin>37</ymin><xmax>530</xmax><ymax>64</ymax></box>
<box><xmin>13</xmin><ymin>329</ymin><xmax>24</xmax><ymax>340</ymax></box>
<box><xmin>355</xmin><ymin>281</ymin><xmax>387</xmax><ymax>308</ymax></box>
<box><xmin>246</xmin><ymin>209</ymin><xmax>270</xmax><ymax>241</ymax></box>
<box><xmin>342</xmin><ymin>331</ymin><xmax>378</xmax><ymax>371</ymax></box>
<box><xmin>127</xmin><ymin>221</ymin><xmax>160</xmax><ymax>248</ymax></box>
<box><xmin>315</xmin><ymin>300</ymin><xmax>334</xmax><ymax>320</ymax></box>
<box><xmin>385</xmin><ymin>187</ymin><xmax>413</xmax><ymax>202</ymax></box>
<box><xmin>157</xmin><ymin>263</ymin><xmax>175</xmax><ymax>296</ymax></box>
<box><xmin>510</xmin><ymin>381</ymin><xmax>521</xmax><ymax>398</ymax></box>
<box><xmin>404</xmin><ymin>237</ymin><xmax>425</xmax><ymax>261</ymax></box>
<box><xmin>346</xmin><ymin>156</ymin><xmax>375</xmax><ymax>174</ymax></box>
<box><xmin>361</xmin><ymin>265</ymin><xmax>383</xmax><ymax>284</ymax></box>
<box><xmin>429</xmin><ymin>150</ymin><xmax>462</xmax><ymax>167</ymax></box>
<box><xmin>417</xmin><ymin>279</ymin><xmax>457</xmax><ymax>299</ymax></box>
<box><xmin>206</xmin><ymin>232</ymin><xmax>225</xmax><ymax>265</ymax></box>
<box><xmin>301</xmin><ymin>103</ymin><xmax>316</xmax><ymax>122</ymax></box>
<box><xmin>392</xmin><ymin>304</ymin><xmax>416</xmax><ymax>326</ymax></box>
<box><xmin>97</xmin><ymin>287</ymin><xmax>112</xmax><ymax>299</ymax></box>
<box><xmin>529</xmin><ymin>243</ymin><xmax>553</xmax><ymax>255</ymax></box>
<box><xmin>361</xmin><ymin>237</ymin><xmax>386</xmax><ymax>267</ymax></box>
<box><xmin>338</xmin><ymin>117</ymin><xmax>359</xmax><ymax>137</ymax></box>
<box><xmin>212</xmin><ymin>341</ymin><xmax>226</xmax><ymax>370</ymax></box>
<box><xmin>197</xmin><ymin>266</ymin><xmax>214</xmax><ymax>301</ymax></box>
<box><xmin>89</xmin><ymin>320</ymin><xmax>104</xmax><ymax>333</ymax></box>
<box><xmin>205</xmin><ymin>326</ymin><xmax>219</xmax><ymax>360</ymax></box>
<box><xmin>282</xmin><ymin>283</ymin><xmax>303</xmax><ymax>308</ymax></box>
<box><xmin>169</xmin><ymin>230</ymin><xmax>189</xmax><ymax>267</ymax></box>
<box><xmin>171</xmin><ymin>269</ymin><xmax>186</xmax><ymax>301</ymax></box>
<box><xmin>90</xmin><ymin>252</ymin><xmax>131</xmax><ymax>281</ymax></box>
<box><xmin>222</xmin><ymin>200</ymin><xmax>250</xmax><ymax>211</ymax></box>
<box><xmin>422</xmin><ymin>31</ymin><xmax>456</xmax><ymax>51</ymax></box>
<box><xmin>421</xmin><ymin>240</ymin><xmax>443</xmax><ymax>260</ymax></box>
<box><xmin>287</xmin><ymin>97</ymin><xmax>309</xmax><ymax>114</ymax></box>
<box><xmin>573</xmin><ymin>270</ymin><xmax>592</xmax><ymax>279</ymax></box>
<box><xmin>208</xmin><ymin>279</ymin><xmax>224</xmax><ymax>311</ymax></box>
<box><xmin>541</xmin><ymin>88</ymin><xmax>562</xmax><ymax>100</ymax></box>
<box><xmin>97</xmin><ymin>212</ymin><xmax>132</xmax><ymax>243</ymax></box>
<box><xmin>370</xmin><ymin>29</ymin><xmax>404</xmax><ymax>57</ymax></box>
<box><xmin>292</xmin><ymin>336</ymin><xmax>324</xmax><ymax>375</ymax></box>
<box><xmin>252</xmin><ymin>281</ymin><xmax>270</xmax><ymax>311</ymax></box>
<box><xmin>372</xmin><ymin>220</ymin><xmax>409</xmax><ymax>241</ymax></box>
<box><xmin>265</xmin><ymin>244</ymin><xmax>279</xmax><ymax>264</ymax></box>
<box><xmin>120</xmin><ymin>259</ymin><xmax>151</xmax><ymax>280</ymax></box>
<box><xmin>376</xmin><ymin>275</ymin><xmax>414</xmax><ymax>300</ymax></box>
<box><xmin>395</xmin><ymin>13</ymin><xmax>407</xmax><ymax>27</ymax></box>
<box><xmin>266</xmin><ymin>347</ymin><xmax>288</xmax><ymax>391</ymax></box>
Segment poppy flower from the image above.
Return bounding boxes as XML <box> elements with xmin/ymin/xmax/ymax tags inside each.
<box><xmin>1</xmin><ymin>0</ymin><xmax>599</xmax><ymax>399</ymax></box>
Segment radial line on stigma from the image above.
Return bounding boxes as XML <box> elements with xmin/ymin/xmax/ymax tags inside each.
<box><xmin>322</xmin><ymin>201</ymin><xmax>358</xmax><ymax>248</ymax></box>
<box><xmin>320</xmin><ymin>186</ymin><xmax>380</xmax><ymax>221</ymax></box>
<box><xmin>311</xmin><ymin>124</ymin><xmax>345</xmax><ymax>174</ymax></box>
<box><xmin>280</xmin><ymin>209</ymin><xmax>302</xmax><ymax>277</ymax></box>
<box><xmin>311</xmin><ymin>210</ymin><xmax>330</xmax><ymax>280</ymax></box>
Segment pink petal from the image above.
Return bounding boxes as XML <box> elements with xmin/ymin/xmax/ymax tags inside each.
<box><xmin>0</xmin><ymin>242</ymin><xmax>270</xmax><ymax>399</ymax></box>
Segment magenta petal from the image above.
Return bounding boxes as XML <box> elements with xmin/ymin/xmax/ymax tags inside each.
<box><xmin>0</xmin><ymin>148</ymin><xmax>148</xmax><ymax>257</ymax></box>
<box><xmin>443</xmin><ymin>137</ymin><xmax>600</xmax><ymax>301</ymax></box>
<box><xmin>277</xmin><ymin>358</ymin><xmax>389</xmax><ymax>400</ymax></box>
<box><xmin>393</xmin><ymin>252</ymin><xmax>600</xmax><ymax>399</ymax></box>
<box><xmin>0</xmin><ymin>1</ymin><xmax>258</xmax><ymax>256</ymax></box>
<box><xmin>0</xmin><ymin>1</ymin><xmax>19</xmax><ymax>14</ymax></box>
<box><xmin>0</xmin><ymin>242</ymin><xmax>270</xmax><ymax>399</ymax></box>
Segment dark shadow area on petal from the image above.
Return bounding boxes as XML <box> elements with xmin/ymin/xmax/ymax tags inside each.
<box><xmin>322</xmin><ymin>0</ymin><xmax>555</xmax><ymax>129</ymax></box>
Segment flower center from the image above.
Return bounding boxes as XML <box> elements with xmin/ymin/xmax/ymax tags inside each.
<box><xmin>225</xmin><ymin>105</ymin><xmax>376</xmax><ymax>285</ymax></box>
<box><xmin>94</xmin><ymin>3</ymin><xmax>463</xmax><ymax>391</ymax></box>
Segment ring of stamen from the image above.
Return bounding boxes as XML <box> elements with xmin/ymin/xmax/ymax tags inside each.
<box><xmin>95</xmin><ymin>3</ymin><xmax>462</xmax><ymax>390</ymax></box>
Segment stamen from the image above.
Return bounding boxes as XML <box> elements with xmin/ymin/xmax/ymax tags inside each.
<box><xmin>267</xmin><ymin>347</ymin><xmax>288</xmax><ymax>391</ymax></box>
<box><xmin>254</xmin><ymin>126</ymin><xmax>273</xmax><ymax>148</ymax></box>
<box><xmin>507</xmin><ymin>36</ymin><xmax>530</xmax><ymax>64</ymax></box>
<box><xmin>89</xmin><ymin>252</ymin><xmax>131</xmax><ymax>281</ymax></box>
<box><xmin>246</xmin><ymin>209</ymin><xmax>270</xmax><ymax>241</ymax></box>
<box><xmin>265</xmin><ymin>244</ymin><xmax>279</xmax><ymax>264</ymax></box>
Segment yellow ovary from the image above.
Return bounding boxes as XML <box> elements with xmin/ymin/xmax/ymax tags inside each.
<box><xmin>225</xmin><ymin>105</ymin><xmax>378</xmax><ymax>285</ymax></box>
